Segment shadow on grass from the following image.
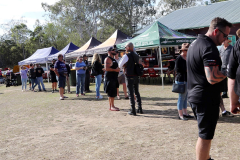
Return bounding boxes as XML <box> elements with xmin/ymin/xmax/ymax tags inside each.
<box><xmin>64</xmin><ymin>97</ymin><xmax>106</xmax><ymax>101</ymax></box>
<box><xmin>0</xmin><ymin>93</ymin><xmax>3</xmax><ymax>94</ymax></box>
<box><xmin>218</xmin><ymin>115</ymin><xmax>240</xmax><ymax>124</ymax></box>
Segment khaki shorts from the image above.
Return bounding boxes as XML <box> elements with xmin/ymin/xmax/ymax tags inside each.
<box><xmin>118</xmin><ymin>74</ymin><xmax>126</xmax><ymax>84</ymax></box>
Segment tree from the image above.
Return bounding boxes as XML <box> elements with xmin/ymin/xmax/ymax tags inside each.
<box><xmin>210</xmin><ymin>0</ymin><xmax>228</xmax><ymax>3</ymax></box>
<box><xmin>155</xmin><ymin>0</ymin><xmax>200</xmax><ymax>18</ymax></box>
<box><xmin>11</xmin><ymin>23</ymin><xmax>31</xmax><ymax>59</ymax></box>
<box><xmin>42</xmin><ymin>0</ymin><xmax>157</xmax><ymax>44</ymax></box>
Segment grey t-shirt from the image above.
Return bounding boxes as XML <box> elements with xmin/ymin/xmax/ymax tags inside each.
<box><xmin>219</xmin><ymin>44</ymin><xmax>233</xmax><ymax>69</ymax></box>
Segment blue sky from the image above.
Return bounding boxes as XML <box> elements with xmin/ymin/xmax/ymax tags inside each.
<box><xmin>0</xmin><ymin>0</ymin><xmax>59</xmax><ymax>35</ymax></box>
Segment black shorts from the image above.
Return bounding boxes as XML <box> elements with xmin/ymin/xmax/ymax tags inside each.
<box><xmin>51</xmin><ymin>74</ymin><xmax>57</xmax><ymax>83</ymax></box>
<box><xmin>189</xmin><ymin>102</ymin><xmax>219</xmax><ymax>140</ymax></box>
<box><xmin>58</xmin><ymin>76</ymin><xmax>66</xmax><ymax>88</ymax></box>
<box><xmin>104</xmin><ymin>79</ymin><xmax>119</xmax><ymax>97</ymax></box>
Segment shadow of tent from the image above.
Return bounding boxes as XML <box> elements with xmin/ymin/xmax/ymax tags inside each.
<box><xmin>141</xmin><ymin>97</ymin><xmax>178</xmax><ymax>101</ymax></box>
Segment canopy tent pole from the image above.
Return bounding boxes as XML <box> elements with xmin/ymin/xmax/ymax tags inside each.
<box><xmin>46</xmin><ymin>62</ymin><xmax>49</xmax><ymax>83</ymax></box>
<box><xmin>158</xmin><ymin>46</ymin><xmax>164</xmax><ymax>89</ymax></box>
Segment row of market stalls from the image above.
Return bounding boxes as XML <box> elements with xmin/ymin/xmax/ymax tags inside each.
<box><xmin>18</xmin><ymin>21</ymin><xmax>196</xmax><ymax>86</ymax></box>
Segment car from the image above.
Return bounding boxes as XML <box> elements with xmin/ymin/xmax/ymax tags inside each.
<box><xmin>42</xmin><ymin>66</ymin><xmax>50</xmax><ymax>81</ymax></box>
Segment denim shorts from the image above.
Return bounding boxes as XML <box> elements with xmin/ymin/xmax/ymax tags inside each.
<box><xmin>58</xmin><ymin>76</ymin><xmax>66</xmax><ymax>88</ymax></box>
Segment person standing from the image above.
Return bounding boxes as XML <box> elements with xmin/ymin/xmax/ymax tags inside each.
<box><xmin>219</xmin><ymin>38</ymin><xmax>233</xmax><ymax>98</ymax></box>
<box><xmin>174</xmin><ymin>43</ymin><xmax>194</xmax><ymax>120</ymax></box>
<box><xmin>228</xmin><ymin>38</ymin><xmax>240</xmax><ymax>114</ymax></box>
<box><xmin>54</xmin><ymin>54</ymin><xmax>68</xmax><ymax>100</ymax></box>
<box><xmin>115</xmin><ymin>53</ymin><xmax>128</xmax><ymax>100</ymax></box>
<box><xmin>28</xmin><ymin>64</ymin><xmax>37</xmax><ymax>92</ymax></box>
<box><xmin>20</xmin><ymin>66</ymin><xmax>29</xmax><ymax>92</ymax></box>
<box><xmin>92</xmin><ymin>53</ymin><xmax>104</xmax><ymax>99</ymax></box>
<box><xmin>75</xmin><ymin>56</ymin><xmax>86</xmax><ymax>97</ymax></box>
<box><xmin>187</xmin><ymin>17</ymin><xmax>232</xmax><ymax>160</ymax></box>
<box><xmin>104</xmin><ymin>46</ymin><xmax>120</xmax><ymax>111</ymax></box>
<box><xmin>50</xmin><ymin>59</ymin><xmax>58</xmax><ymax>93</ymax></box>
<box><xmin>69</xmin><ymin>61</ymin><xmax>73</xmax><ymax>69</ymax></box>
<box><xmin>119</xmin><ymin>42</ymin><xmax>142</xmax><ymax>116</ymax></box>
<box><xmin>36</xmin><ymin>64</ymin><xmax>46</xmax><ymax>91</ymax></box>
<box><xmin>83</xmin><ymin>55</ymin><xmax>91</xmax><ymax>93</ymax></box>
<box><xmin>63</xmin><ymin>59</ymin><xmax>71</xmax><ymax>94</ymax></box>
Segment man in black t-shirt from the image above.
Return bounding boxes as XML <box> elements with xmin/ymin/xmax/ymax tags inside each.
<box><xmin>187</xmin><ymin>17</ymin><xmax>232</xmax><ymax>160</ymax></box>
<box><xmin>36</xmin><ymin>64</ymin><xmax>46</xmax><ymax>91</ymax></box>
<box><xmin>228</xmin><ymin>39</ymin><xmax>240</xmax><ymax>114</ymax></box>
<box><xmin>50</xmin><ymin>59</ymin><xmax>58</xmax><ymax>93</ymax></box>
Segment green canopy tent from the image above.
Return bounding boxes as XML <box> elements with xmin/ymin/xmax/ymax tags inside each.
<box><xmin>116</xmin><ymin>21</ymin><xmax>196</xmax><ymax>87</ymax></box>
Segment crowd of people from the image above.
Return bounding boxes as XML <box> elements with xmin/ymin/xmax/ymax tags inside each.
<box><xmin>14</xmin><ymin>16</ymin><xmax>240</xmax><ymax>160</ymax></box>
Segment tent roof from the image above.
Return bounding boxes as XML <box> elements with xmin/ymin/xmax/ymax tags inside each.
<box><xmin>135</xmin><ymin>0</ymin><xmax>240</xmax><ymax>34</ymax></box>
<box><xmin>86</xmin><ymin>30</ymin><xmax>130</xmax><ymax>55</ymax></box>
<box><xmin>47</xmin><ymin>42</ymin><xmax>79</xmax><ymax>61</ymax></box>
<box><xmin>65</xmin><ymin>37</ymin><xmax>101</xmax><ymax>58</ymax></box>
<box><xmin>18</xmin><ymin>47</ymin><xmax>59</xmax><ymax>65</ymax></box>
<box><xmin>117</xmin><ymin>21</ymin><xmax>196</xmax><ymax>50</ymax></box>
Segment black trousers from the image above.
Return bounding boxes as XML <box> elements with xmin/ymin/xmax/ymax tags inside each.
<box><xmin>126</xmin><ymin>76</ymin><xmax>142</xmax><ymax>113</ymax></box>
<box><xmin>85</xmin><ymin>71</ymin><xmax>90</xmax><ymax>91</ymax></box>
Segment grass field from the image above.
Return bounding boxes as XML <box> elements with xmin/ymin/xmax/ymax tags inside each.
<box><xmin>0</xmin><ymin>82</ymin><xmax>240</xmax><ymax>160</ymax></box>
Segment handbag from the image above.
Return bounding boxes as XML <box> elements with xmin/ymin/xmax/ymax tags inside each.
<box><xmin>172</xmin><ymin>83</ymin><xmax>185</xmax><ymax>93</ymax></box>
<box><xmin>130</xmin><ymin>53</ymin><xmax>144</xmax><ymax>76</ymax></box>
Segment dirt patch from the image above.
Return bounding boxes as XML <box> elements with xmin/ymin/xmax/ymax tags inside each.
<box><xmin>0</xmin><ymin>83</ymin><xmax>239</xmax><ymax>160</ymax></box>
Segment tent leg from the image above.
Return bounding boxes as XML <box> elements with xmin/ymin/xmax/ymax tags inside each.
<box><xmin>158</xmin><ymin>46</ymin><xmax>164</xmax><ymax>89</ymax></box>
<box><xmin>46</xmin><ymin>62</ymin><xmax>49</xmax><ymax>83</ymax></box>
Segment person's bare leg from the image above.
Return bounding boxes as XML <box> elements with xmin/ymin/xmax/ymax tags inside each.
<box><xmin>196</xmin><ymin>137</ymin><xmax>211</xmax><ymax>160</ymax></box>
<box><xmin>123</xmin><ymin>83</ymin><xmax>128</xmax><ymax>98</ymax></box>
<box><xmin>219</xmin><ymin>97</ymin><xmax>226</xmax><ymax>112</ymax></box>
<box><xmin>117</xmin><ymin>88</ymin><xmax>120</xmax><ymax>99</ymax></box>
<box><xmin>183</xmin><ymin>108</ymin><xmax>188</xmax><ymax>115</ymax></box>
<box><xmin>60</xmin><ymin>87</ymin><xmax>64</xmax><ymax>98</ymax></box>
<box><xmin>178</xmin><ymin>109</ymin><xmax>183</xmax><ymax>117</ymax></box>
<box><xmin>54</xmin><ymin>82</ymin><xmax>57</xmax><ymax>90</ymax></box>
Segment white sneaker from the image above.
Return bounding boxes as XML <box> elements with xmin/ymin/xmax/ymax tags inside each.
<box><xmin>60</xmin><ymin>97</ymin><xmax>64</xmax><ymax>100</ymax></box>
<box><xmin>22</xmin><ymin>90</ymin><xmax>24</xmax><ymax>92</ymax></box>
<box><xmin>99</xmin><ymin>95</ymin><xmax>103</xmax><ymax>99</ymax></box>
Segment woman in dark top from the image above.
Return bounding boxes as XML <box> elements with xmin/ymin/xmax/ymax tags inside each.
<box><xmin>175</xmin><ymin>43</ymin><xmax>194</xmax><ymax>120</ymax></box>
<box><xmin>92</xmin><ymin>53</ymin><xmax>104</xmax><ymax>99</ymax></box>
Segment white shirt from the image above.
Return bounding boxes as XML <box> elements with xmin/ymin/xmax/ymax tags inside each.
<box><xmin>118</xmin><ymin>54</ymin><xmax>129</xmax><ymax>70</ymax></box>
<box><xmin>115</xmin><ymin>57</ymin><xmax>123</xmax><ymax>77</ymax></box>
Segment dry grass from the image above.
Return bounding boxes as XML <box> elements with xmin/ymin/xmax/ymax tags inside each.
<box><xmin>0</xmin><ymin>82</ymin><xmax>240</xmax><ymax>160</ymax></box>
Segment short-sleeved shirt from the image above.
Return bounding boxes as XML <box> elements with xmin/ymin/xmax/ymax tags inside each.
<box><xmin>228</xmin><ymin>39</ymin><xmax>240</xmax><ymax>96</ymax></box>
<box><xmin>75</xmin><ymin>61</ymin><xmax>86</xmax><ymax>75</ymax></box>
<box><xmin>115</xmin><ymin>58</ymin><xmax>123</xmax><ymax>77</ymax></box>
<box><xmin>187</xmin><ymin>34</ymin><xmax>223</xmax><ymax>104</ymax></box>
<box><xmin>50</xmin><ymin>64</ymin><xmax>56</xmax><ymax>76</ymax></box>
<box><xmin>219</xmin><ymin>44</ymin><xmax>233</xmax><ymax>69</ymax></box>
<box><xmin>36</xmin><ymin>67</ymin><xmax>44</xmax><ymax>77</ymax></box>
<box><xmin>54</xmin><ymin>60</ymin><xmax>67</xmax><ymax>77</ymax></box>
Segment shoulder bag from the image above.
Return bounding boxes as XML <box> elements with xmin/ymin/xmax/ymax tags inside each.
<box><xmin>130</xmin><ymin>53</ymin><xmax>144</xmax><ymax>76</ymax></box>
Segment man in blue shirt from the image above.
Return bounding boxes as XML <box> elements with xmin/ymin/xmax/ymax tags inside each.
<box><xmin>75</xmin><ymin>55</ymin><xmax>86</xmax><ymax>96</ymax></box>
<box><xmin>54</xmin><ymin>54</ymin><xmax>68</xmax><ymax>100</ymax></box>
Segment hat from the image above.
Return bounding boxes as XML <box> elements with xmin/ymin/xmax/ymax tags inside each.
<box><xmin>52</xmin><ymin>59</ymin><xmax>56</xmax><ymax>61</ymax></box>
<box><xmin>108</xmin><ymin>46</ymin><xmax>116</xmax><ymax>51</ymax></box>
<box><xmin>179</xmin><ymin>43</ymin><xmax>190</xmax><ymax>51</ymax></box>
<box><xmin>83</xmin><ymin>54</ymin><xmax>87</xmax><ymax>57</ymax></box>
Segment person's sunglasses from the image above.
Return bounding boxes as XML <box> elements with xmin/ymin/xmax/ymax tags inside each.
<box><xmin>218</xmin><ymin>29</ymin><xmax>228</xmax><ymax>38</ymax></box>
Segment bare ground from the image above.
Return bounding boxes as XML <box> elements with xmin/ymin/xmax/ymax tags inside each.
<box><xmin>0</xmin><ymin>82</ymin><xmax>240</xmax><ymax>160</ymax></box>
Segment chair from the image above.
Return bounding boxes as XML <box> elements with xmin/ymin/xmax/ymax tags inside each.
<box><xmin>148</xmin><ymin>68</ymin><xmax>159</xmax><ymax>84</ymax></box>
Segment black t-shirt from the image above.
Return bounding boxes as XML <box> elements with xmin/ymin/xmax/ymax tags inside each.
<box><xmin>36</xmin><ymin>67</ymin><xmax>44</xmax><ymax>77</ymax></box>
<box><xmin>187</xmin><ymin>34</ymin><xmax>223</xmax><ymax>104</ymax></box>
<box><xmin>228</xmin><ymin>39</ymin><xmax>240</xmax><ymax>96</ymax></box>
<box><xmin>50</xmin><ymin>64</ymin><xmax>55</xmax><ymax>76</ymax></box>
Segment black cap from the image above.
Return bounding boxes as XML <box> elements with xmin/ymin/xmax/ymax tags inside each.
<box><xmin>108</xmin><ymin>45</ymin><xmax>117</xmax><ymax>51</ymax></box>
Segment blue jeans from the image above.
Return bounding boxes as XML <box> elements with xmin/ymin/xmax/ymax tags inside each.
<box><xmin>31</xmin><ymin>78</ymin><xmax>38</xmax><ymax>90</ymax></box>
<box><xmin>76</xmin><ymin>74</ymin><xmax>85</xmax><ymax>94</ymax></box>
<box><xmin>21</xmin><ymin>78</ymin><xmax>27</xmax><ymax>90</ymax></box>
<box><xmin>95</xmin><ymin>74</ymin><xmax>102</xmax><ymax>97</ymax></box>
<box><xmin>176</xmin><ymin>81</ymin><xmax>188</xmax><ymax>111</ymax></box>
<box><xmin>37</xmin><ymin>77</ymin><xmax>45</xmax><ymax>90</ymax></box>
